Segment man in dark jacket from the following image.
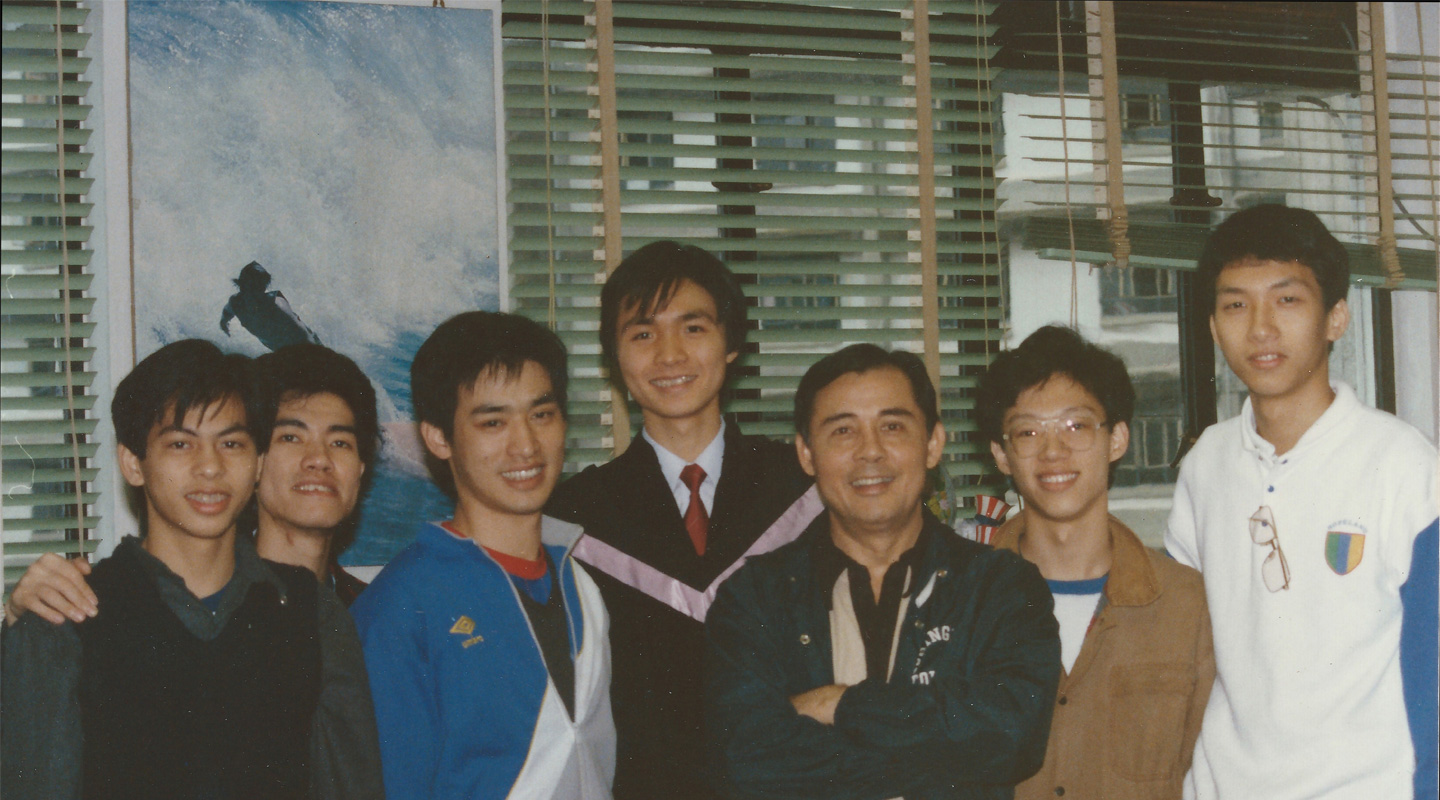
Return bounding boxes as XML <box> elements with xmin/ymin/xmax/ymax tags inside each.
<box><xmin>705</xmin><ymin>344</ymin><xmax>1061</xmax><ymax>800</ymax></box>
<box><xmin>547</xmin><ymin>242</ymin><xmax>817</xmax><ymax>799</ymax></box>
<box><xmin>1</xmin><ymin>340</ymin><xmax>383</xmax><ymax>800</ymax></box>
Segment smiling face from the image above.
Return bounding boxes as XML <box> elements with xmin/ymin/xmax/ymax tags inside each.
<box><xmin>990</xmin><ymin>375</ymin><xmax>1127</xmax><ymax>531</ymax></box>
<box><xmin>119</xmin><ymin>396</ymin><xmax>261</xmax><ymax>545</ymax></box>
<box><xmin>1210</xmin><ymin>257</ymin><xmax>1349</xmax><ymax>406</ymax></box>
<box><xmin>991</xmin><ymin>375</ymin><xmax>1127</xmax><ymax>530</ymax></box>
<box><xmin>420</xmin><ymin>361</ymin><xmax>566</xmax><ymax>532</ymax></box>
<box><xmin>256</xmin><ymin>392</ymin><xmax>365</xmax><ymax>540</ymax></box>
<box><xmin>796</xmin><ymin>366</ymin><xmax>944</xmax><ymax>540</ymax></box>
<box><xmin>614</xmin><ymin>279</ymin><xmax>738</xmax><ymax>430</ymax></box>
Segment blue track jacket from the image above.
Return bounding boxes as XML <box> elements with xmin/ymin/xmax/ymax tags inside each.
<box><xmin>351</xmin><ymin>518</ymin><xmax>614</xmax><ymax>800</ymax></box>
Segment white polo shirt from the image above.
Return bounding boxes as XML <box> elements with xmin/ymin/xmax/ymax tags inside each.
<box><xmin>1165</xmin><ymin>382</ymin><xmax>1437</xmax><ymax>800</ymax></box>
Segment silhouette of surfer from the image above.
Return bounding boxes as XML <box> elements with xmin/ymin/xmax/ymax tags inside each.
<box><xmin>220</xmin><ymin>261</ymin><xmax>322</xmax><ymax>351</ymax></box>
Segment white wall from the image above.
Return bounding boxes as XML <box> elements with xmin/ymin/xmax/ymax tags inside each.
<box><xmin>90</xmin><ymin>1</ymin><xmax>138</xmax><ymax>556</ymax></box>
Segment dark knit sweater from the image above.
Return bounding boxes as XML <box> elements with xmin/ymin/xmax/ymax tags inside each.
<box><xmin>76</xmin><ymin>540</ymin><xmax>320</xmax><ymax>799</ymax></box>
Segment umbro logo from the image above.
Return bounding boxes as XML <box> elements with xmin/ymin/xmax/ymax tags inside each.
<box><xmin>450</xmin><ymin>616</ymin><xmax>484</xmax><ymax>649</ymax></box>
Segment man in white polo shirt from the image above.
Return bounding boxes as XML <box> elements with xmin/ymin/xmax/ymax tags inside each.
<box><xmin>1165</xmin><ymin>205</ymin><xmax>1437</xmax><ymax>800</ymax></box>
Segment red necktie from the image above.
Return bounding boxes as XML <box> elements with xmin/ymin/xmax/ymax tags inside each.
<box><xmin>680</xmin><ymin>464</ymin><xmax>708</xmax><ymax>556</ymax></box>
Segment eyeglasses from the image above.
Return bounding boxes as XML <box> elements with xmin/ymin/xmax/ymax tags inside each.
<box><xmin>1001</xmin><ymin>413</ymin><xmax>1108</xmax><ymax>459</ymax></box>
<box><xmin>1249</xmin><ymin>506</ymin><xmax>1291</xmax><ymax>592</ymax></box>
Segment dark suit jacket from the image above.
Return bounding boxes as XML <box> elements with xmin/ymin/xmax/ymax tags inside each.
<box><xmin>546</xmin><ymin>421</ymin><xmax>813</xmax><ymax>800</ymax></box>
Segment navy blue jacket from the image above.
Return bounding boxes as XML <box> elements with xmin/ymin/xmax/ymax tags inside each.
<box><xmin>705</xmin><ymin>511</ymin><xmax>1060</xmax><ymax>800</ymax></box>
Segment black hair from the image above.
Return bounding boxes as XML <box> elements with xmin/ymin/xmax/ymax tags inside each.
<box><xmin>254</xmin><ymin>344</ymin><xmax>381</xmax><ymax>469</ymax></box>
<box><xmin>1196</xmin><ymin>204</ymin><xmax>1350</xmax><ymax>314</ymax></box>
<box><xmin>599</xmin><ymin>240</ymin><xmax>748</xmax><ymax>381</ymax></box>
<box><xmin>111</xmin><ymin>339</ymin><xmax>263</xmax><ymax>459</ymax></box>
<box><xmin>411</xmin><ymin>311</ymin><xmax>569</xmax><ymax>441</ymax></box>
<box><xmin>794</xmin><ymin>344</ymin><xmax>939</xmax><ymax>441</ymax></box>
<box><xmin>974</xmin><ymin>326</ymin><xmax>1134</xmax><ymax>485</ymax></box>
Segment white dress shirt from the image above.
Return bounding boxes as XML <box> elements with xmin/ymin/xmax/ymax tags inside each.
<box><xmin>643</xmin><ymin>419</ymin><xmax>726</xmax><ymax>517</ymax></box>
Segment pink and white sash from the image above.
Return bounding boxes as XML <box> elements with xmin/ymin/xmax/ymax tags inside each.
<box><xmin>572</xmin><ymin>486</ymin><xmax>824</xmax><ymax>623</ymax></box>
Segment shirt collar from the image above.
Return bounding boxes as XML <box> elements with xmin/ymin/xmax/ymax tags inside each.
<box><xmin>643</xmin><ymin>417</ymin><xmax>727</xmax><ymax>492</ymax></box>
<box><xmin>1239</xmin><ymin>379</ymin><xmax>1357</xmax><ymax>461</ymax></box>
<box><xmin>992</xmin><ymin>513</ymin><xmax>1159</xmax><ymax>607</ymax></box>
<box><xmin>426</xmin><ymin>515</ymin><xmax>580</xmax><ymax>560</ymax></box>
<box><xmin>118</xmin><ymin>533</ymin><xmax>287</xmax><ymax>623</ymax></box>
<box><xmin>812</xmin><ymin>519</ymin><xmax>930</xmax><ymax>610</ymax></box>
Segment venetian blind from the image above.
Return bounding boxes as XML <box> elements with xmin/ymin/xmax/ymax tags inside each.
<box><xmin>1001</xmin><ymin>1</ymin><xmax>1439</xmax><ymax>289</ymax></box>
<box><xmin>502</xmin><ymin>0</ymin><xmax>1006</xmax><ymax>500</ymax></box>
<box><xmin>1</xmin><ymin>1</ymin><xmax>100</xmax><ymax>593</ymax></box>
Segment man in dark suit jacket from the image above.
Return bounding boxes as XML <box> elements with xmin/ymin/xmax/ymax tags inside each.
<box><xmin>547</xmin><ymin>241</ymin><xmax>820</xmax><ymax>800</ymax></box>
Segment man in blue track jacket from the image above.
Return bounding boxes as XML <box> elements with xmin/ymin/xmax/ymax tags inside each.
<box><xmin>350</xmin><ymin>312</ymin><xmax>614</xmax><ymax>799</ymax></box>
<box><xmin>705</xmin><ymin>345</ymin><xmax>1060</xmax><ymax>800</ymax></box>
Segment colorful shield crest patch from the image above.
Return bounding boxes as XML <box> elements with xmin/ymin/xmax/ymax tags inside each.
<box><xmin>1324</xmin><ymin>531</ymin><xmax>1365</xmax><ymax>575</ymax></box>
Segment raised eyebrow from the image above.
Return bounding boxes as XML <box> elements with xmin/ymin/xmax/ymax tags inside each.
<box><xmin>1005</xmin><ymin>407</ymin><xmax>1098</xmax><ymax>424</ymax></box>
<box><xmin>679</xmin><ymin>309</ymin><xmax>719</xmax><ymax>324</ymax></box>
<box><xmin>470</xmin><ymin>393</ymin><xmax>559</xmax><ymax>417</ymax></box>
<box><xmin>869</xmin><ymin>405</ymin><xmax>915</xmax><ymax>425</ymax></box>
<box><xmin>1057</xmin><ymin>406</ymin><xmax>1100</xmax><ymax>418</ymax></box>
<box><xmin>818</xmin><ymin>411</ymin><xmax>858</xmax><ymax>428</ymax></box>
<box><xmin>878</xmin><ymin>407</ymin><xmax>918</xmax><ymax>419</ymax></box>
<box><xmin>619</xmin><ymin>314</ymin><xmax>656</xmax><ymax>331</ymax></box>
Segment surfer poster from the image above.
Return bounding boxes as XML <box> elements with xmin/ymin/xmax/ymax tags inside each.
<box><xmin>127</xmin><ymin>0</ymin><xmax>505</xmax><ymax>566</ymax></box>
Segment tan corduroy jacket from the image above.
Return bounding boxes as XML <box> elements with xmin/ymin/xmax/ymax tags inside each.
<box><xmin>995</xmin><ymin>515</ymin><xmax>1215</xmax><ymax>800</ymax></box>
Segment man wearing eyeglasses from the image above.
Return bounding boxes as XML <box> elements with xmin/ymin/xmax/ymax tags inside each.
<box><xmin>1165</xmin><ymin>205</ymin><xmax>1438</xmax><ymax>800</ymax></box>
<box><xmin>976</xmin><ymin>325</ymin><xmax>1214</xmax><ymax>800</ymax></box>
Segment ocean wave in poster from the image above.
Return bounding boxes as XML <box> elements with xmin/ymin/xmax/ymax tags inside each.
<box><xmin>128</xmin><ymin>0</ymin><xmax>500</xmax><ymax>370</ymax></box>
<box><xmin>128</xmin><ymin>1</ymin><xmax>500</xmax><ymax>563</ymax></box>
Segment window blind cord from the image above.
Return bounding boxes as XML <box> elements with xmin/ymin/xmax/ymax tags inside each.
<box><xmin>908</xmin><ymin>0</ymin><xmax>942</xmax><ymax>387</ymax></box>
<box><xmin>974</xmin><ymin>0</ymin><xmax>994</xmax><ymax>360</ymax></box>
<box><xmin>592</xmin><ymin>0</ymin><xmax>628</xmax><ymax>454</ymax></box>
<box><xmin>1365</xmin><ymin>2</ymin><xmax>1404</xmax><ymax>287</ymax></box>
<box><xmin>55</xmin><ymin>0</ymin><xmax>86</xmax><ymax>558</ymax></box>
<box><xmin>1055</xmin><ymin>1</ymin><xmax>1079</xmax><ymax>328</ymax></box>
<box><xmin>1092</xmin><ymin>1</ymin><xmax>1130</xmax><ymax>270</ymax></box>
<box><xmin>977</xmin><ymin>0</ymin><xmax>1007</xmax><ymax>346</ymax></box>
<box><xmin>1415</xmin><ymin>2</ymin><xmax>1439</xmax><ymax>254</ymax></box>
<box><xmin>541</xmin><ymin>0</ymin><xmax>556</xmax><ymax>327</ymax></box>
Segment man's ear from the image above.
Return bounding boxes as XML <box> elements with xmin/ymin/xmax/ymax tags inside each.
<box><xmin>117</xmin><ymin>444</ymin><xmax>146</xmax><ymax>488</ymax></box>
<box><xmin>1107</xmin><ymin>420</ymin><xmax>1131</xmax><ymax>464</ymax></box>
<box><xmin>925</xmin><ymin>423</ymin><xmax>945</xmax><ymax>470</ymax></box>
<box><xmin>794</xmin><ymin>432</ymin><xmax>817</xmax><ymax>478</ymax></box>
<box><xmin>989</xmin><ymin>440</ymin><xmax>1013</xmax><ymax>477</ymax></box>
<box><xmin>1325</xmin><ymin>298</ymin><xmax>1350</xmax><ymax>343</ymax></box>
<box><xmin>419</xmin><ymin>421</ymin><xmax>452</xmax><ymax>462</ymax></box>
<box><xmin>725</xmin><ymin>349</ymin><xmax>738</xmax><ymax>365</ymax></box>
